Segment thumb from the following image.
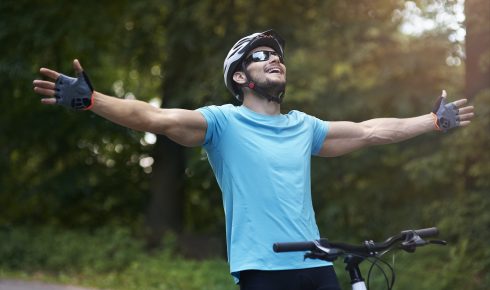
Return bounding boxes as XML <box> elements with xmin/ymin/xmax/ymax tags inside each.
<box><xmin>73</xmin><ymin>59</ymin><xmax>84</xmax><ymax>74</ymax></box>
<box><xmin>432</xmin><ymin>90</ymin><xmax>446</xmax><ymax>114</ymax></box>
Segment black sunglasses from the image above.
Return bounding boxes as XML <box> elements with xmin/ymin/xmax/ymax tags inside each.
<box><xmin>245</xmin><ymin>50</ymin><xmax>284</xmax><ymax>64</ymax></box>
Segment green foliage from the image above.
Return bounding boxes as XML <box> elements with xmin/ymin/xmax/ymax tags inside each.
<box><xmin>110</xmin><ymin>255</ymin><xmax>231</xmax><ymax>290</ymax></box>
<box><xmin>0</xmin><ymin>0</ymin><xmax>153</xmax><ymax>229</ymax></box>
<box><xmin>0</xmin><ymin>227</ymin><xmax>233</xmax><ymax>290</ymax></box>
<box><xmin>415</xmin><ymin>90</ymin><xmax>490</xmax><ymax>290</ymax></box>
<box><xmin>0</xmin><ymin>226</ymin><xmax>143</xmax><ymax>273</ymax></box>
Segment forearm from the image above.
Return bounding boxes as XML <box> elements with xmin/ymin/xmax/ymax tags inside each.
<box><xmin>361</xmin><ymin>114</ymin><xmax>436</xmax><ymax>145</ymax></box>
<box><xmin>90</xmin><ymin>91</ymin><xmax>160</xmax><ymax>132</ymax></box>
<box><xmin>320</xmin><ymin>114</ymin><xmax>436</xmax><ymax>157</ymax></box>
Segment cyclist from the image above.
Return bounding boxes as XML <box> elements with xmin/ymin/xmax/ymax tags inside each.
<box><xmin>33</xmin><ymin>30</ymin><xmax>474</xmax><ymax>290</ymax></box>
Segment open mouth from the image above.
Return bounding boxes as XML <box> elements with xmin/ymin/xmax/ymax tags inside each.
<box><xmin>265</xmin><ymin>67</ymin><xmax>282</xmax><ymax>74</ymax></box>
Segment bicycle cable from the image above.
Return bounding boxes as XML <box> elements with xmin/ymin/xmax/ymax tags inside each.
<box><xmin>366</xmin><ymin>256</ymin><xmax>395</xmax><ymax>290</ymax></box>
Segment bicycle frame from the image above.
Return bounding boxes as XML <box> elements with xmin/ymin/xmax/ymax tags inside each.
<box><xmin>344</xmin><ymin>255</ymin><xmax>367</xmax><ymax>290</ymax></box>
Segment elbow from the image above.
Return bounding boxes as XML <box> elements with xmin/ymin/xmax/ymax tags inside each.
<box><xmin>147</xmin><ymin>111</ymin><xmax>174</xmax><ymax>135</ymax></box>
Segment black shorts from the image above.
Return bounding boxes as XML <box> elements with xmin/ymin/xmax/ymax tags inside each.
<box><xmin>239</xmin><ymin>266</ymin><xmax>341</xmax><ymax>290</ymax></box>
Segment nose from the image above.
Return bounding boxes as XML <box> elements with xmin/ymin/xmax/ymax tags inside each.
<box><xmin>269</xmin><ymin>53</ymin><xmax>282</xmax><ymax>64</ymax></box>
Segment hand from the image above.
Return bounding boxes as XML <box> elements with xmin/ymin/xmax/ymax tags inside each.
<box><xmin>431</xmin><ymin>90</ymin><xmax>474</xmax><ymax>132</ymax></box>
<box><xmin>33</xmin><ymin>59</ymin><xmax>94</xmax><ymax>110</ymax></box>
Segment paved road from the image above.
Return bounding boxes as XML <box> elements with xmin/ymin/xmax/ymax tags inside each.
<box><xmin>0</xmin><ymin>280</ymin><xmax>97</xmax><ymax>290</ymax></box>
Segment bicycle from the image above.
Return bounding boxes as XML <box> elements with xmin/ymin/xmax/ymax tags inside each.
<box><xmin>273</xmin><ymin>227</ymin><xmax>447</xmax><ymax>290</ymax></box>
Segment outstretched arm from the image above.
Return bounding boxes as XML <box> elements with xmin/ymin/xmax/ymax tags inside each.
<box><xmin>318</xmin><ymin>93</ymin><xmax>474</xmax><ymax>157</ymax></box>
<box><xmin>33</xmin><ymin>59</ymin><xmax>207</xmax><ymax>147</ymax></box>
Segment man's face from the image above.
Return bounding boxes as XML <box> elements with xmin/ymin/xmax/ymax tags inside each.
<box><xmin>244</xmin><ymin>46</ymin><xmax>286</xmax><ymax>94</ymax></box>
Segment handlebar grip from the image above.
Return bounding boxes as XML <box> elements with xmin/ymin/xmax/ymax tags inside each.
<box><xmin>414</xmin><ymin>227</ymin><xmax>439</xmax><ymax>238</ymax></box>
<box><xmin>273</xmin><ymin>241</ymin><xmax>316</xmax><ymax>252</ymax></box>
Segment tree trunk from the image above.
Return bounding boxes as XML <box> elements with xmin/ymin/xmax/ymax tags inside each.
<box><xmin>146</xmin><ymin>132</ymin><xmax>186</xmax><ymax>248</ymax></box>
<box><xmin>144</xmin><ymin>0</ymin><xmax>189</xmax><ymax>249</ymax></box>
<box><xmin>465</xmin><ymin>0</ymin><xmax>490</xmax><ymax>100</ymax></box>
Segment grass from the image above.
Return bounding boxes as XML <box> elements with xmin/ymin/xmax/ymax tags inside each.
<box><xmin>0</xmin><ymin>226</ymin><xmax>235</xmax><ymax>290</ymax></box>
<box><xmin>0</xmin><ymin>253</ymin><xmax>234</xmax><ymax>290</ymax></box>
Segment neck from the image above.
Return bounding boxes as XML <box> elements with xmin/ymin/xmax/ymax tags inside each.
<box><xmin>242</xmin><ymin>91</ymin><xmax>281</xmax><ymax>115</ymax></box>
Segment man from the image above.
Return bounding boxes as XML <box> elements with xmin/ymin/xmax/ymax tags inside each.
<box><xmin>33</xmin><ymin>30</ymin><xmax>474</xmax><ymax>290</ymax></box>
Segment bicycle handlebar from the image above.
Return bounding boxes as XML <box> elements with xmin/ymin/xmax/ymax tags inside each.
<box><xmin>273</xmin><ymin>227</ymin><xmax>440</xmax><ymax>255</ymax></box>
<box><xmin>273</xmin><ymin>227</ymin><xmax>445</xmax><ymax>290</ymax></box>
<box><xmin>409</xmin><ymin>227</ymin><xmax>439</xmax><ymax>238</ymax></box>
<box><xmin>272</xmin><ymin>241</ymin><xmax>317</xmax><ymax>252</ymax></box>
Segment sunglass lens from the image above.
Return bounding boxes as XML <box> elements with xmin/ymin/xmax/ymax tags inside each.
<box><xmin>246</xmin><ymin>51</ymin><xmax>283</xmax><ymax>63</ymax></box>
<box><xmin>252</xmin><ymin>51</ymin><xmax>268</xmax><ymax>62</ymax></box>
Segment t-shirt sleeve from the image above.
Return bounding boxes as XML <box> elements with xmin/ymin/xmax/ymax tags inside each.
<box><xmin>308</xmin><ymin>115</ymin><xmax>329</xmax><ymax>155</ymax></box>
<box><xmin>196</xmin><ymin>105</ymin><xmax>229</xmax><ymax>148</ymax></box>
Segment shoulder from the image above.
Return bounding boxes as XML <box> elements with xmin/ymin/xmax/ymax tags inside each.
<box><xmin>288</xmin><ymin>110</ymin><xmax>330</xmax><ymax>135</ymax></box>
<box><xmin>287</xmin><ymin>110</ymin><xmax>324</xmax><ymax>123</ymax></box>
<box><xmin>197</xmin><ymin>104</ymin><xmax>238</xmax><ymax>119</ymax></box>
<box><xmin>198</xmin><ymin>103</ymin><xmax>236</xmax><ymax>113</ymax></box>
<box><xmin>286</xmin><ymin>109</ymin><xmax>307</xmax><ymax>120</ymax></box>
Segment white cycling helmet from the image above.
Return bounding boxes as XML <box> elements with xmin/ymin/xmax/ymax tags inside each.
<box><xmin>223</xmin><ymin>29</ymin><xmax>285</xmax><ymax>101</ymax></box>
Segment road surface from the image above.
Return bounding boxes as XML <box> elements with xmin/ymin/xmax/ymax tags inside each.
<box><xmin>0</xmin><ymin>280</ymin><xmax>97</xmax><ymax>290</ymax></box>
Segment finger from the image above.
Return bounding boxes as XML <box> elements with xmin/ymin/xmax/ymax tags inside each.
<box><xmin>39</xmin><ymin>67</ymin><xmax>61</xmax><ymax>80</ymax></box>
<box><xmin>459</xmin><ymin>121</ymin><xmax>471</xmax><ymax>127</ymax></box>
<box><xmin>458</xmin><ymin>106</ymin><xmax>474</xmax><ymax>115</ymax></box>
<box><xmin>33</xmin><ymin>80</ymin><xmax>55</xmax><ymax>90</ymax></box>
<box><xmin>33</xmin><ymin>86</ymin><xmax>56</xmax><ymax>97</ymax></box>
<box><xmin>458</xmin><ymin>113</ymin><xmax>475</xmax><ymax>122</ymax></box>
<box><xmin>450</xmin><ymin>98</ymin><xmax>468</xmax><ymax>108</ymax></box>
<box><xmin>41</xmin><ymin>98</ymin><xmax>57</xmax><ymax>105</ymax></box>
<box><xmin>441</xmin><ymin>89</ymin><xmax>447</xmax><ymax>98</ymax></box>
<box><xmin>73</xmin><ymin>59</ymin><xmax>83</xmax><ymax>74</ymax></box>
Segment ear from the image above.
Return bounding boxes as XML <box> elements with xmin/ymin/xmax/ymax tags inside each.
<box><xmin>233</xmin><ymin>71</ymin><xmax>247</xmax><ymax>85</ymax></box>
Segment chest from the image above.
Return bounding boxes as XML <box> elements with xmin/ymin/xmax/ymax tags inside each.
<box><xmin>218</xmin><ymin>119</ymin><xmax>312</xmax><ymax>170</ymax></box>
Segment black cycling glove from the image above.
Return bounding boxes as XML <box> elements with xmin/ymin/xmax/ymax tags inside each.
<box><xmin>54</xmin><ymin>71</ymin><xmax>94</xmax><ymax>110</ymax></box>
<box><xmin>431</xmin><ymin>90</ymin><xmax>459</xmax><ymax>132</ymax></box>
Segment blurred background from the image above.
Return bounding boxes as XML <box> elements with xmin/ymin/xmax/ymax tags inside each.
<box><xmin>0</xmin><ymin>0</ymin><xmax>488</xmax><ymax>289</ymax></box>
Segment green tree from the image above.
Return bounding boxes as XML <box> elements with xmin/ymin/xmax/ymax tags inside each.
<box><xmin>0</xmin><ymin>1</ymin><xmax>153</xmax><ymax>229</ymax></box>
<box><xmin>465</xmin><ymin>0</ymin><xmax>490</xmax><ymax>100</ymax></box>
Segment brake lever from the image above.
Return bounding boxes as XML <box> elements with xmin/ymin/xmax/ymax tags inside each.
<box><xmin>304</xmin><ymin>240</ymin><xmax>344</xmax><ymax>262</ymax></box>
<box><xmin>304</xmin><ymin>251</ymin><xmax>339</xmax><ymax>262</ymax></box>
<box><xmin>401</xmin><ymin>236</ymin><xmax>448</xmax><ymax>252</ymax></box>
<box><xmin>400</xmin><ymin>234</ymin><xmax>428</xmax><ymax>252</ymax></box>
<box><xmin>429</xmin><ymin>239</ymin><xmax>448</xmax><ymax>246</ymax></box>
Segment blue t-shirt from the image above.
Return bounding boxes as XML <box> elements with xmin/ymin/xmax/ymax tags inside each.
<box><xmin>197</xmin><ymin>104</ymin><xmax>331</xmax><ymax>282</ymax></box>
